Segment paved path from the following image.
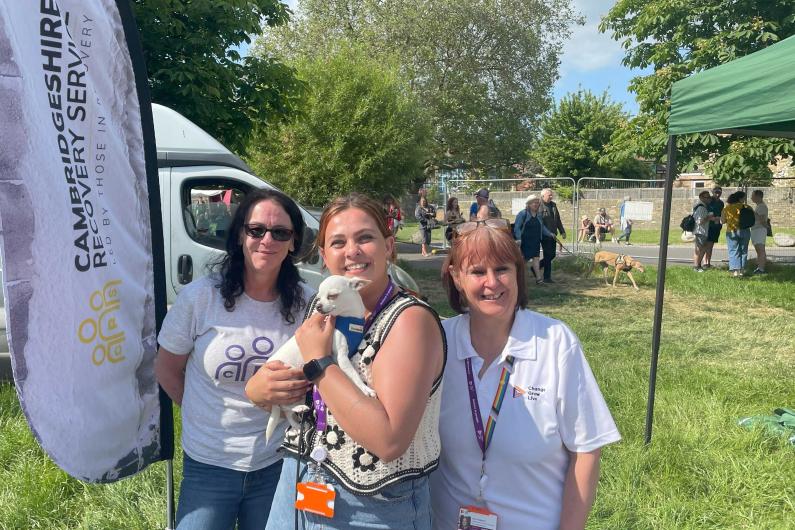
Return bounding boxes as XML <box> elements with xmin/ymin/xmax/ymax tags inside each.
<box><xmin>397</xmin><ymin>240</ymin><xmax>793</xmax><ymax>270</ymax></box>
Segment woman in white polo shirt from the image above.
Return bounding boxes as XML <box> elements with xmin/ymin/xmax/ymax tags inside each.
<box><xmin>431</xmin><ymin>219</ymin><xmax>620</xmax><ymax>530</ymax></box>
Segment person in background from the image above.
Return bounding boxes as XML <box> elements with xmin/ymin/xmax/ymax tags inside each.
<box><xmin>383</xmin><ymin>194</ymin><xmax>402</xmax><ymax>236</ymax></box>
<box><xmin>444</xmin><ymin>196</ymin><xmax>465</xmax><ymax>242</ymax></box>
<box><xmin>470</xmin><ymin>188</ymin><xmax>491</xmax><ymax>221</ymax></box>
<box><xmin>578</xmin><ymin>215</ymin><xmax>595</xmax><ymax>243</ymax></box>
<box><xmin>261</xmin><ymin>193</ymin><xmax>445</xmax><ymax>530</ymax></box>
<box><xmin>539</xmin><ymin>188</ymin><xmax>566</xmax><ymax>283</ymax></box>
<box><xmin>415</xmin><ymin>196</ymin><xmax>435</xmax><ymax>257</ymax></box>
<box><xmin>593</xmin><ymin>208</ymin><xmax>615</xmax><ymax>243</ymax></box>
<box><xmin>616</xmin><ymin>196</ymin><xmax>633</xmax><ymax>245</ymax></box>
<box><xmin>155</xmin><ymin>189</ymin><xmax>312</xmax><ymax>530</ymax></box>
<box><xmin>514</xmin><ymin>194</ymin><xmax>555</xmax><ymax>284</ymax></box>
<box><xmin>692</xmin><ymin>190</ymin><xmax>716</xmax><ymax>272</ymax></box>
<box><xmin>721</xmin><ymin>191</ymin><xmax>751</xmax><ymax>278</ymax></box>
<box><xmin>750</xmin><ymin>189</ymin><xmax>768</xmax><ymax>274</ymax></box>
<box><xmin>432</xmin><ymin>221</ymin><xmax>620</xmax><ymax>530</ymax></box>
<box><xmin>704</xmin><ymin>186</ymin><xmax>724</xmax><ymax>268</ymax></box>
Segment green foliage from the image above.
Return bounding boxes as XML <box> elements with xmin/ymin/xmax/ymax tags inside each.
<box><xmin>599</xmin><ymin>0</ymin><xmax>795</xmax><ymax>182</ymax></box>
<box><xmin>132</xmin><ymin>0</ymin><xmax>301</xmax><ymax>153</ymax></box>
<box><xmin>705</xmin><ymin>138</ymin><xmax>777</xmax><ymax>186</ymax></box>
<box><xmin>258</xmin><ymin>0</ymin><xmax>580</xmax><ymax>174</ymax></box>
<box><xmin>246</xmin><ymin>45</ymin><xmax>431</xmax><ymax>206</ymax></box>
<box><xmin>533</xmin><ymin>90</ymin><xmax>652</xmax><ymax>182</ymax></box>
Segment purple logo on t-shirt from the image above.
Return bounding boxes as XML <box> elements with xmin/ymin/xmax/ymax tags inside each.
<box><xmin>214</xmin><ymin>336</ymin><xmax>275</xmax><ymax>382</ymax></box>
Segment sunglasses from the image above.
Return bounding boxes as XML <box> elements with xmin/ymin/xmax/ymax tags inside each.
<box><xmin>243</xmin><ymin>224</ymin><xmax>294</xmax><ymax>242</ymax></box>
<box><xmin>455</xmin><ymin>218</ymin><xmax>509</xmax><ymax>236</ymax></box>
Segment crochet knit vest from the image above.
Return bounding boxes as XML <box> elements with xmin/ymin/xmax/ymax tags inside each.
<box><xmin>282</xmin><ymin>291</ymin><xmax>446</xmax><ymax>495</ymax></box>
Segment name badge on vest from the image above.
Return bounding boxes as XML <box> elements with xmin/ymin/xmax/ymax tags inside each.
<box><xmin>458</xmin><ymin>505</ymin><xmax>498</xmax><ymax>530</ymax></box>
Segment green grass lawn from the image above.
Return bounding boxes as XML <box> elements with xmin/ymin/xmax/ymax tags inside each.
<box><xmin>408</xmin><ymin>257</ymin><xmax>795</xmax><ymax>530</ymax></box>
<box><xmin>613</xmin><ymin>227</ymin><xmax>795</xmax><ymax>246</ymax></box>
<box><xmin>2</xmin><ymin>260</ymin><xmax>794</xmax><ymax>528</ymax></box>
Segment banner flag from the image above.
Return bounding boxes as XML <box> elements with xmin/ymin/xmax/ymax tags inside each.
<box><xmin>0</xmin><ymin>0</ymin><xmax>169</xmax><ymax>482</ymax></box>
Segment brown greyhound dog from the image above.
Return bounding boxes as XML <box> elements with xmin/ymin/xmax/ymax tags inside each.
<box><xmin>586</xmin><ymin>251</ymin><xmax>645</xmax><ymax>290</ymax></box>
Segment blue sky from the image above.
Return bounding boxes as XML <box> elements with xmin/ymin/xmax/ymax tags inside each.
<box><xmin>556</xmin><ymin>0</ymin><xmax>646</xmax><ymax>115</ymax></box>
<box><xmin>277</xmin><ymin>0</ymin><xmax>645</xmax><ymax>114</ymax></box>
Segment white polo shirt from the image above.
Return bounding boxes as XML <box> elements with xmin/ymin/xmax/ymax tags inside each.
<box><xmin>431</xmin><ymin>310</ymin><xmax>621</xmax><ymax>530</ymax></box>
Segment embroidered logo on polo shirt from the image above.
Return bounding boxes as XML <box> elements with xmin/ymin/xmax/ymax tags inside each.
<box><xmin>511</xmin><ymin>385</ymin><xmax>546</xmax><ymax>401</ymax></box>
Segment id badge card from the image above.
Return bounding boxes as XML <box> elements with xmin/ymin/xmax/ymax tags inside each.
<box><xmin>458</xmin><ymin>505</ymin><xmax>498</xmax><ymax>530</ymax></box>
<box><xmin>295</xmin><ymin>482</ymin><xmax>336</xmax><ymax>518</ymax></box>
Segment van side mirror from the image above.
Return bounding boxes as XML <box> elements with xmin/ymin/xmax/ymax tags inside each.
<box><xmin>296</xmin><ymin>227</ymin><xmax>319</xmax><ymax>264</ymax></box>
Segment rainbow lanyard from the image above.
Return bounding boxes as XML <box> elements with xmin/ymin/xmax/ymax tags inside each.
<box><xmin>464</xmin><ymin>355</ymin><xmax>515</xmax><ymax>455</ymax></box>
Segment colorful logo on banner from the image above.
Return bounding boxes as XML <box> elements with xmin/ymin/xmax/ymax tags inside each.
<box><xmin>77</xmin><ymin>280</ymin><xmax>126</xmax><ymax>366</ymax></box>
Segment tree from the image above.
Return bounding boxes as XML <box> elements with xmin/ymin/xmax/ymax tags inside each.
<box><xmin>246</xmin><ymin>45</ymin><xmax>431</xmax><ymax>206</ymax></box>
<box><xmin>532</xmin><ymin>91</ymin><xmax>652</xmax><ymax>182</ymax></box>
<box><xmin>600</xmin><ymin>0</ymin><xmax>795</xmax><ymax>185</ymax></box>
<box><xmin>132</xmin><ymin>0</ymin><xmax>301</xmax><ymax>153</ymax></box>
<box><xmin>257</xmin><ymin>0</ymin><xmax>580</xmax><ymax>175</ymax></box>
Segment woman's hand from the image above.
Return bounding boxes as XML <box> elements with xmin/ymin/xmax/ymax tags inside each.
<box><xmin>295</xmin><ymin>312</ymin><xmax>335</xmax><ymax>363</ymax></box>
<box><xmin>245</xmin><ymin>360</ymin><xmax>311</xmax><ymax>408</ymax></box>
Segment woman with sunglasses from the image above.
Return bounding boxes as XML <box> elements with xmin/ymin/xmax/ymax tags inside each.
<box><xmin>431</xmin><ymin>220</ymin><xmax>620</xmax><ymax>530</ymax></box>
<box><xmin>156</xmin><ymin>188</ymin><xmax>313</xmax><ymax>529</ymax></box>
<box><xmin>260</xmin><ymin>193</ymin><xmax>445</xmax><ymax>530</ymax></box>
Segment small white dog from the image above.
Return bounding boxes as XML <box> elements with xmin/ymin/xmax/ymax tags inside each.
<box><xmin>263</xmin><ymin>275</ymin><xmax>377</xmax><ymax>442</ymax></box>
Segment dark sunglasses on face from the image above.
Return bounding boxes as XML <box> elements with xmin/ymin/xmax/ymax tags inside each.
<box><xmin>243</xmin><ymin>224</ymin><xmax>294</xmax><ymax>241</ymax></box>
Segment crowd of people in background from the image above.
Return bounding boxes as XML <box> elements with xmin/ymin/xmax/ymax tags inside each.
<box><xmin>691</xmin><ymin>186</ymin><xmax>768</xmax><ymax>276</ymax></box>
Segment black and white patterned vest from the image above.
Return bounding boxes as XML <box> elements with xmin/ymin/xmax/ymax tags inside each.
<box><xmin>282</xmin><ymin>291</ymin><xmax>446</xmax><ymax>495</ymax></box>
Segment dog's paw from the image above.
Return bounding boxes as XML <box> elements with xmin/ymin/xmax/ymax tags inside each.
<box><xmin>361</xmin><ymin>385</ymin><xmax>377</xmax><ymax>398</ymax></box>
<box><xmin>292</xmin><ymin>405</ymin><xmax>310</xmax><ymax>414</ymax></box>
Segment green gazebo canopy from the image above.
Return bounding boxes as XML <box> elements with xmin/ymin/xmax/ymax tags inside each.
<box><xmin>669</xmin><ymin>34</ymin><xmax>795</xmax><ymax>139</ymax></box>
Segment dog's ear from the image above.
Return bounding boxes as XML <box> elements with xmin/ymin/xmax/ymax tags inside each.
<box><xmin>347</xmin><ymin>277</ymin><xmax>371</xmax><ymax>291</ymax></box>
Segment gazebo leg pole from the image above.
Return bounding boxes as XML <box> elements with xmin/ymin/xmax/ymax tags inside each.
<box><xmin>645</xmin><ymin>135</ymin><xmax>677</xmax><ymax>445</ymax></box>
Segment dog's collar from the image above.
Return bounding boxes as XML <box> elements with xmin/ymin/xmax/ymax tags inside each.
<box><xmin>615</xmin><ymin>255</ymin><xmax>632</xmax><ymax>269</ymax></box>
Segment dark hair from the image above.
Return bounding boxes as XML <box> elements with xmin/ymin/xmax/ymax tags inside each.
<box><xmin>442</xmin><ymin>226</ymin><xmax>528</xmax><ymax>314</ymax></box>
<box><xmin>726</xmin><ymin>191</ymin><xmax>746</xmax><ymax>204</ymax></box>
<box><xmin>213</xmin><ymin>188</ymin><xmax>306</xmax><ymax>324</ymax></box>
<box><xmin>698</xmin><ymin>190</ymin><xmax>711</xmax><ymax>201</ymax></box>
<box><xmin>752</xmin><ymin>189</ymin><xmax>763</xmax><ymax>199</ymax></box>
<box><xmin>446</xmin><ymin>196</ymin><xmax>460</xmax><ymax>211</ymax></box>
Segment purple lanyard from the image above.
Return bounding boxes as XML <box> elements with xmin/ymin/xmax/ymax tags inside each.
<box><xmin>464</xmin><ymin>355</ymin><xmax>514</xmax><ymax>457</ymax></box>
<box><xmin>313</xmin><ymin>280</ymin><xmax>395</xmax><ymax>431</ymax></box>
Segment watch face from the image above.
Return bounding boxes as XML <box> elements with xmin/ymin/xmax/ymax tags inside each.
<box><xmin>303</xmin><ymin>358</ymin><xmax>333</xmax><ymax>381</ymax></box>
<box><xmin>303</xmin><ymin>360</ymin><xmax>322</xmax><ymax>381</ymax></box>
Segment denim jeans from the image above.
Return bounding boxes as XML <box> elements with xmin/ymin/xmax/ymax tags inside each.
<box><xmin>726</xmin><ymin>229</ymin><xmax>750</xmax><ymax>271</ymax></box>
<box><xmin>265</xmin><ymin>455</ymin><xmax>432</xmax><ymax>530</ymax></box>
<box><xmin>176</xmin><ymin>453</ymin><xmax>282</xmax><ymax>530</ymax></box>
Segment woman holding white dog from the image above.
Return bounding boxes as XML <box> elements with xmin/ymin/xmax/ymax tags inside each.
<box><xmin>155</xmin><ymin>189</ymin><xmax>313</xmax><ymax>529</ymax></box>
<box><xmin>431</xmin><ymin>220</ymin><xmax>620</xmax><ymax>530</ymax></box>
<box><xmin>262</xmin><ymin>193</ymin><xmax>445</xmax><ymax>529</ymax></box>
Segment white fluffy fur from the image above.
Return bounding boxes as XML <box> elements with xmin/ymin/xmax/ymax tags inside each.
<box><xmin>263</xmin><ymin>275</ymin><xmax>376</xmax><ymax>442</ymax></box>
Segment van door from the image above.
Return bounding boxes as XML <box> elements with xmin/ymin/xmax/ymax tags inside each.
<box><xmin>167</xmin><ymin>167</ymin><xmax>324</xmax><ymax>302</ymax></box>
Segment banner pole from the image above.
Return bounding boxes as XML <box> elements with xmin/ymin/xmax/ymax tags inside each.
<box><xmin>115</xmin><ymin>0</ymin><xmax>175</xmax><ymax>523</ymax></box>
<box><xmin>165</xmin><ymin>460</ymin><xmax>175</xmax><ymax>530</ymax></box>
<box><xmin>645</xmin><ymin>135</ymin><xmax>677</xmax><ymax>444</ymax></box>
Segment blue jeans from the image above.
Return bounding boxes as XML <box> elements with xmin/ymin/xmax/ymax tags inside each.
<box><xmin>265</xmin><ymin>455</ymin><xmax>432</xmax><ymax>530</ymax></box>
<box><xmin>176</xmin><ymin>453</ymin><xmax>282</xmax><ymax>530</ymax></box>
<box><xmin>726</xmin><ymin>229</ymin><xmax>750</xmax><ymax>271</ymax></box>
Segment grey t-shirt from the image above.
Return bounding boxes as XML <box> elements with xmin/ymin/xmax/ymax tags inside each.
<box><xmin>753</xmin><ymin>202</ymin><xmax>768</xmax><ymax>228</ymax></box>
<box><xmin>693</xmin><ymin>202</ymin><xmax>710</xmax><ymax>236</ymax></box>
<box><xmin>158</xmin><ymin>275</ymin><xmax>313</xmax><ymax>471</ymax></box>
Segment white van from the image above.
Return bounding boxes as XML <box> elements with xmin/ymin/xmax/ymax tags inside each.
<box><xmin>0</xmin><ymin>104</ymin><xmax>419</xmax><ymax>378</ymax></box>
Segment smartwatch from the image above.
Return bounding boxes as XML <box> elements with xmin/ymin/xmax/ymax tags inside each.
<box><xmin>303</xmin><ymin>357</ymin><xmax>336</xmax><ymax>382</ymax></box>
